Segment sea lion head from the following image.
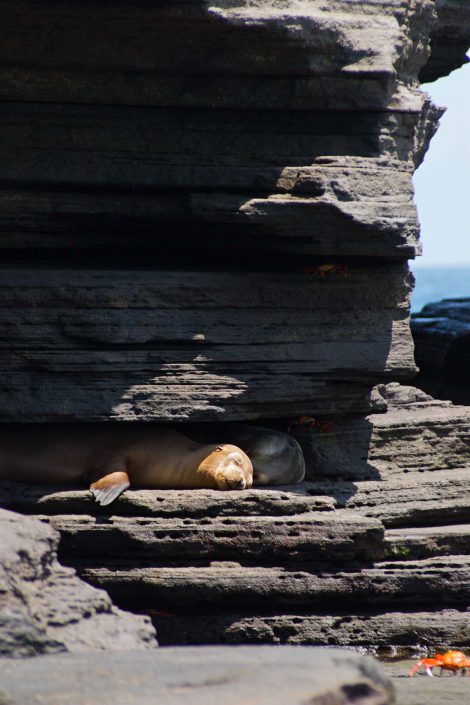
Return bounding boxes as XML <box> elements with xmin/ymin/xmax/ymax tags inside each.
<box><xmin>198</xmin><ymin>444</ymin><xmax>253</xmax><ymax>490</ymax></box>
<box><xmin>247</xmin><ymin>433</ymin><xmax>305</xmax><ymax>485</ymax></box>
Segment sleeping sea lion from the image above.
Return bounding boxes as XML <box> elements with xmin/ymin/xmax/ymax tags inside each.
<box><xmin>188</xmin><ymin>424</ymin><xmax>305</xmax><ymax>485</ymax></box>
<box><xmin>0</xmin><ymin>425</ymin><xmax>253</xmax><ymax>506</ymax></box>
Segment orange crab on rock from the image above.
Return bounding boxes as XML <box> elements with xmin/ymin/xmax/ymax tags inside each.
<box><xmin>302</xmin><ymin>263</ymin><xmax>348</xmax><ymax>280</ymax></box>
<box><xmin>409</xmin><ymin>650</ymin><xmax>470</xmax><ymax>677</ymax></box>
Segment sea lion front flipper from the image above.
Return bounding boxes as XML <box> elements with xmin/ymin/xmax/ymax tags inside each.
<box><xmin>89</xmin><ymin>471</ymin><xmax>130</xmax><ymax>506</ymax></box>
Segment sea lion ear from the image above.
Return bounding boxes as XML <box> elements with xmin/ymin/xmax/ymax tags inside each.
<box><xmin>215</xmin><ymin>446</ymin><xmax>223</xmax><ymax>451</ymax></box>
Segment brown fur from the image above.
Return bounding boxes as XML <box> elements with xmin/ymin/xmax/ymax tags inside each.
<box><xmin>0</xmin><ymin>425</ymin><xmax>253</xmax><ymax>505</ymax></box>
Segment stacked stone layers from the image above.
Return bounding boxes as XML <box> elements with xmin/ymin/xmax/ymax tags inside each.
<box><xmin>1</xmin><ymin>0</ymin><xmax>470</xmax><ymax>657</ymax></box>
<box><xmin>0</xmin><ymin>266</ymin><xmax>413</xmax><ymax>421</ymax></box>
<box><xmin>0</xmin><ymin>0</ymin><xmax>449</xmax><ymax>422</ymax></box>
<box><xmin>2</xmin><ymin>386</ymin><xmax>470</xmax><ymax>655</ymax></box>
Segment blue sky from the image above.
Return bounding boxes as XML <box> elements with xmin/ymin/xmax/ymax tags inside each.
<box><xmin>413</xmin><ymin>55</ymin><xmax>470</xmax><ymax>267</ymax></box>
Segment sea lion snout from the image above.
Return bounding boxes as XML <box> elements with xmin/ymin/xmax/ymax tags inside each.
<box><xmin>222</xmin><ymin>449</ymin><xmax>254</xmax><ymax>490</ymax></box>
<box><xmin>202</xmin><ymin>444</ymin><xmax>253</xmax><ymax>491</ymax></box>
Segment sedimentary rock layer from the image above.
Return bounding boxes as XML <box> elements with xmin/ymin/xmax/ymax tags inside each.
<box><xmin>0</xmin><ymin>482</ymin><xmax>335</xmax><ymax>517</ymax></box>
<box><xmin>0</xmin><ymin>266</ymin><xmax>414</xmax><ymax>422</ymax></box>
<box><xmin>291</xmin><ymin>384</ymin><xmax>470</xmax><ymax>480</ymax></box>
<box><xmin>79</xmin><ymin>555</ymin><xmax>470</xmax><ymax>610</ymax></box>
<box><xmin>149</xmin><ymin>609</ymin><xmax>470</xmax><ymax>652</ymax></box>
<box><xmin>0</xmin><ymin>508</ymin><xmax>157</xmax><ymax>657</ymax></box>
<box><xmin>2</xmin><ymin>386</ymin><xmax>468</xmax><ymax>652</ymax></box>
<box><xmin>386</xmin><ymin>524</ymin><xmax>470</xmax><ymax>559</ymax></box>
<box><xmin>0</xmin><ymin>1</ymin><xmax>454</xmax><ymax>422</ymax></box>
<box><xmin>42</xmin><ymin>511</ymin><xmax>384</xmax><ymax>565</ymax></box>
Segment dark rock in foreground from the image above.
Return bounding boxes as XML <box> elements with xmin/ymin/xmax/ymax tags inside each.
<box><xmin>0</xmin><ymin>509</ymin><xmax>157</xmax><ymax>657</ymax></box>
<box><xmin>0</xmin><ymin>647</ymin><xmax>393</xmax><ymax>705</ymax></box>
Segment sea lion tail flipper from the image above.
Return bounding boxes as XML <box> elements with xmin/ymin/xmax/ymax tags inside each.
<box><xmin>90</xmin><ymin>471</ymin><xmax>130</xmax><ymax>506</ymax></box>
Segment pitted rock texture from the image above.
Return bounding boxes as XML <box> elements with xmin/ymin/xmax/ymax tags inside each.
<box><xmin>0</xmin><ymin>647</ymin><xmax>394</xmax><ymax>705</ymax></box>
<box><xmin>412</xmin><ymin>298</ymin><xmax>470</xmax><ymax>405</ymax></box>
<box><xmin>151</xmin><ymin>610</ymin><xmax>470</xmax><ymax>654</ymax></box>
<box><xmin>41</xmin><ymin>512</ymin><xmax>385</xmax><ymax>565</ymax></box>
<box><xmin>0</xmin><ymin>0</ymin><xmax>469</xmax><ymax>660</ymax></box>
<box><xmin>0</xmin><ymin>509</ymin><xmax>157</xmax><ymax>657</ymax></box>
<box><xmin>2</xmin><ymin>385</ymin><xmax>469</xmax><ymax>653</ymax></box>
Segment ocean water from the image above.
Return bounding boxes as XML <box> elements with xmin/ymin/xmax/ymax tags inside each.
<box><xmin>410</xmin><ymin>265</ymin><xmax>470</xmax><ymax>313</ymax></box>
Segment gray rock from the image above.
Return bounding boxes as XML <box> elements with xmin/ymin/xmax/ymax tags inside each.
<box><xmin>79</xmin><ymin>555</ymin><xmax>470</xmax><ymax>611</ymax></box>
<box><xmin>302</xmin><ymin>470</ymin><xmax>470</xmax><ymax>528</ymax></box>
<box><xmin>42</xmin><ymin>511</ymin><xmax>384</xmax><ymax>565</ymax></box>
<box><xmin>154</xmin><ymin>610</ymin><xmax>470</xmax><ymax>654</ymax></box>
<box><xmin>420</xmin><ymin>0</ymin><xmax>470</xmax><ymax>82</ymax></box>
<box><xmin>292</xmin><ymin>384</ymin><xmax>470</xmax><ymax>480</ymax></box>
<box><xmin>0</xmin><ymin>509</ymin><xmax>157</xmax><ymax>657</ymax></box>
<box><xmin>386</xmin><ymin>524</ymin><xmax>470</xmax><ymax>560</ymax></box>
<box><xmin>0</xmin><ymin>647</ymin><xmax>393</xmax><ymax>705</ymax></box>
<box><xmin>412</xmin><ymin>299</ymin><xmax>470</xmax><ymax>405</ymax></box>
<box><xmin>0</xmin><ymin>0</ymin><xmax>464</xmax><ymax>426</ymax></box>
<box><xmin>0</xmin><ymin>266</ymin><xmax>415</xmax><ymax>422</ymax></box>
<box><xmin>0</xmin><ymin>481</ymin><xmax>335</xmax><ymax>517</ymax></box>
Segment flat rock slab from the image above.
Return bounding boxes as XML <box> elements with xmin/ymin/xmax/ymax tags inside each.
<box><xmin>386</xmin><ymin>524</ymin><xmax>470</xmax><ymax>560</ymax></box>
<box><xmin>44</xmin><ymin>511</ymin><xmax>384</xmax><ymax>565</ymax></box>
<box><xmin>301</xmin><ymin>470</ymin><xmax>470</xmax><ymax>528</ymax></box>
<box><xmin>80</xmin><ymin>555</ymin><xmax>470</xmax><ymax>610</ymax></box>
<box><xmin>4</xmin><ymin>467</ymin><xmax>470</xmax><ymax>529</ymax></box>
<box><xmin>0</xmin><ymin>481</ymin><xmax>336</xmax><ymax>517</ymax></box>
<box><xmin>150</xmin><ymin>609</ymin><xmax>470</xmax><ymax>653</ymax></box>
<box><xmin>0</xmin><ymin>646</ymin><xmax>393</xmax><ymax>705</ymax></box>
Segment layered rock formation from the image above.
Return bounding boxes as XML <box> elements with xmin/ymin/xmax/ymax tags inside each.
<box><xmin>412</xmin><ymin>298</ymin><xmax>470</xmax><ymax>405</ymax></box>
<box><xmin>0</xmin><ymin>0</ymin><xmax>470</xmax><ymax>660</ymax></box>
<box><xmin>0</xmin><ymin>0</ymin><xmax>447</xmax><ymax>421</ymax></box>
<box><xmin>0</xmin><ymin>508</ymin><xmax>157</xmax><ymax>657</ymax></box>
<box><xmin>2</xmin><ymin>385</ymin><xmax>469</xmax><ymax>654</ymax></box>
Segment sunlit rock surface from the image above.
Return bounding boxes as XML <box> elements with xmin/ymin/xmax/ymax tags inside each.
<box><xmin>0</xmin><ymin>509</ymin><xmax>157</xmax><ymax>657</ymax></box>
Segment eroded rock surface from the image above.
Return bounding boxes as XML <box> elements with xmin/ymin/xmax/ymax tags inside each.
<box><xmin>0</xmin><ymin>0</ymin><xmax>469</xmax><ymax>663</ymax></box>
<box><xmin>1</xmin><ymin>388</ymin><xmax>469</xmax><ymax>654</ymax></box>
<box><xmin>0</xmin><ymin>509</ymin><xmax>157</xmax><ymax>657</ymax></box>
<box><xmin>0</xmin><ymin>0</ymin><xmax>456</xmax><ymax>423</ymax></box>
<box><xmin>1</xmin><ymin>381</ymin><xmax>469</xmax><ymax>653</ymax></box>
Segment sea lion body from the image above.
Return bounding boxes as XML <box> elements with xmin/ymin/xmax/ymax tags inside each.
<box><xmin>189</xmin><ymin>424</ymin><xmax>305</xmax><ymax>485</ymax></box>
<box><xmin>0</xmin><ymin>425</ymin><xmax>253</xmax><ymax>505</ymax></box>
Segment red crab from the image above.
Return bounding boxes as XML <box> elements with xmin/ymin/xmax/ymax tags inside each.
<box><xmin>302</xmin><ymin>263</ymin><xmax>348</xmax><ymax>280</ymax></box>
<box><xmin>409</xmin><ymin>650</ymin><xmax>470</xmax><ymax>677</ymax></box>
<box><xmin>287</xmin><ymin>416</ymin><xmax>334</xmax><ymax>434</ymax></box>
